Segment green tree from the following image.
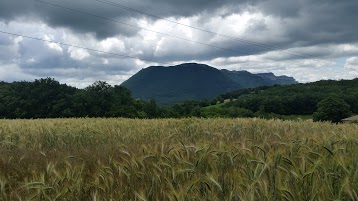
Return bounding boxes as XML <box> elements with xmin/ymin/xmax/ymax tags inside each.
<box><xmin>219</xmin><ymin>97</ymin><xmax>225</xmax><ymax>104</ymax></box>
<box><xmin>135</xmin><ymin>99</ymin><xmax>161</xmax><ymax>118</ymax></box>
<box><xmin>109</xmin><ymin>85</ymin><xmax>137</xmax><ymax>118</ymax></box>
<box><xmin>313</xmin><ymin>97</ymin><xmax>351</xmax><ymax>123</ymax></box>
<box><xmin>211</xmin><ymin>98</ymin><xmax>219</xmax><ymax>105</ymax></box>
<box><xmin>84</xmin><ymin>81</ymin><xmax>114</xmax><ymax>117</ymax></box>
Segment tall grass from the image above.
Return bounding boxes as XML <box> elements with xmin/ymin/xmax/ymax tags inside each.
<box><xmin>0</xmin><ymin>118</ymin><xmax>357</xmax><ymax>200</ymax></box>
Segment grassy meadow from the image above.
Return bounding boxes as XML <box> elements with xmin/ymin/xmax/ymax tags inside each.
<box><xmin>0</xmin><ymin>118</ymin><xmax>357</xmax><ymax>200</ymax></box>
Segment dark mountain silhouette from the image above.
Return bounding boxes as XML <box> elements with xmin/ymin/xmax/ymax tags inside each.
<box><xmin>255</xmin><ymin>72</ymin><xmax>298</xmax><ymax>85</ymax></box>
<box><xmin>221</xmin><ymin>70</ymin><xmax>271</xmax><ymax>88</ymax></box>
<box><xmin>121</xmin><ymin>63</ymin><xmax>297</xmax><ymax>105</ymax></box>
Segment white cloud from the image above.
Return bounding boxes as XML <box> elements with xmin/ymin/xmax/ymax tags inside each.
<box><xmin>68</xmin><ymin>47</ymin><xmax>90</xmax><ymax>60</ymax></box>
<box><xmin>0</xmin><ymin>64</ymin><xmax>34</xmax><ymax>81</ymax></box>
<box><xmin>14</xmin><ymin>36</ymin><xmax>23</xmax><ymax>44</ymax></box>
<box><xmin>100</xmin><ymin>37</ymin><xmax>125</xmax><ymax>52</ymax></box>
<box><xmin>43</xmin><ymin>35</ymin><xmax>63</xmax><ymax>53</ymax></box>
<box><xmin>1</xmin><ymin>0</ymin><xmax>358</xmax><ymax>88</ymax></box>
<box><xmin>345</xmin><ymin>57</ymin><xmax>358</xmax><ymax>71</ymax></box>
<box><xmin>102</xmin><ymin>59</ymin><xmax>109</xmax><ymax>65</ymax></box>
<box><xmin>26</xmin><ymin>58</ymin><xmax>36</xmax><ymax>63</ymax></box>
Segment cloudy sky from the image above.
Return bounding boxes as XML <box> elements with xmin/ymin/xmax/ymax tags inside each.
<box><xmin>0</xmin><ymin>0</ymin><xmax>358</xmax><ymax>87</ymax></box>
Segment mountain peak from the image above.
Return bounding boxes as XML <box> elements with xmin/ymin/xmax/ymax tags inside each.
<box><xmin>256</xmin><ymin>72</ymin><xmax>298</xmax><ymax>84</ymax></box>
<box><xmin>122</xmin><ymin>63</ymin><xmax>297</xmax><ymax>105</ymax></box>
<box><xmin>146</xmin><ymin>63</ymin><xmax>217</xmax><ymax>71</ymax></box>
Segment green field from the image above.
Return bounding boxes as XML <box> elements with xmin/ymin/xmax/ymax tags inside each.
<box><xmin>0</xmin><ymin>118</ymin><xmax>357</xmax><ymax>200</ymax></box>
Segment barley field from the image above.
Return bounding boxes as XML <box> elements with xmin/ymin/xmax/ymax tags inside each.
<box><xmin>0</xmin><ymin>118</ymin><xmax>357</xmax><ymax>200</ymax></box>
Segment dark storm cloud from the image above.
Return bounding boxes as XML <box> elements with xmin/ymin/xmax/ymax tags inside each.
<box><xmin>1</xmin><ymin>0</ymin><xmax>358</xmax><ymax>85</ymax></box>
<box><xmin>257</xmin><ymin>0</ymin><xmax>358</xmax><ymax>45</ymax></box>
<box><xmin>1</xmin><ymin>0</ymin><xmax>358</xmax><ymax>48</ymax></box>
<box><xmin>0</xmin><ymin>0</ymin><xmax>137</xmax><ymax>38</ymax></box>
<box><xmin>0</xmin><ymin>0</ymin><xmax>253</xmax><ymax>39</ymax></box>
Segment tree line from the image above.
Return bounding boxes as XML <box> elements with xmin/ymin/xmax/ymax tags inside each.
<box><xmin>0</xmin><ymin>78</ymin><xmax>159</xmax><ymax>119</ymax></box>
<box><xmin>0</xmin><ymin>78</ymin><xmax>357</xmax><ymax>122</ymax></box>
<box><xmin>223</xmin><ymin>79</ymin><xmax>358</xmax><ymax>115</ymax></box>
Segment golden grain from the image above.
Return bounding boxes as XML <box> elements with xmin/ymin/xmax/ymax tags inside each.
<box><xmin>0</xmin><ymin>118</ymin><xmax>357</xmax><ymax>200</ymax></box>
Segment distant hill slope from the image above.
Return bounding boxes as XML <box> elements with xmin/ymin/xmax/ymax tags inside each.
<box><xmin>221</xmin><ymin>70</ymin><xmax>297</xmax><ymax>88</ymax></box>
<box><xmin>122</xmin><ymin>63</ymin><xmax>298</xmax><ymax>105</ymax></box>
<box><xmin>221</xmin><ymin>70</ymin><xmax>271</xmax><ymax>88</ymax></box>
<box><xmin>121</xmin><ymin>63</ymin><xmax>239</xmax><ymax>105</ymax></box>
<box><xmin>255</xmin><ymin>73</ymin><xmax>298</xmax><ymax>85</ymax></box>
<box><xmin>223</xmin><ymin>78</ymin><xmax>358</xmax><ymax>115</ymax></box>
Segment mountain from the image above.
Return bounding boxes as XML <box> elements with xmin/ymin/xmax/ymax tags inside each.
<box><xmin>255</xmin><ymin>73</ymin><xmax>298</xmax><ymax>85</ymax></box>
<box><xmin>222</xmin><ymin>70</ymin><xmax>297</xmax><ymax>88</ymax></box>
<box><xmin>221</xmin><ymin>70</ymin><xmax>271</xmax><ymax>88</ymax></box>
<box><xmin>121</xmin><ymin>63</ymin><xmax>239</xmax><ymax>105</ymax></box>
<box><xmin>122</xmin><ymin>63</ymin><xmax>298</xmax><ymax>105</ymax></box>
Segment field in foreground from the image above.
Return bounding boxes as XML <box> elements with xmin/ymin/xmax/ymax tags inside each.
<box><xmin>0</xmin><ymin>118</ymin><xmax>357</xmax><ymax>200</ymax></box>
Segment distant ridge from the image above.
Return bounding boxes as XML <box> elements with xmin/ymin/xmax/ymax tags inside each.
<box><xmin>256</xmin><ymin>72</ymin><xmax>298</xmax><ymax>86</ymax></box>
<box><xmin>121</xmin><ymin>63</ymin><xmax>298</xmax><ymax>105</ymax></box>
<box><xmin>221</xmin><ymin>70</ymin><xmax>270</xmax><ymax>88</ymax></box>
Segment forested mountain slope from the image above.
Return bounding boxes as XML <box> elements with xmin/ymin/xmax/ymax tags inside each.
<box><xmin>122</xmin><ymin>63</ymin><xmax>297</xmax><ymax>105</ymax></box>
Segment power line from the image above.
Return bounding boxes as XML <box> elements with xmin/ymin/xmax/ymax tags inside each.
<box><xmin>0</xmin><ymin>30</ymin><xmax>169</xmax><ymax>65</ymax></box>
<box><xmin>33</xmin><ymin>0</ymin><xmax>335</xmax><ymax>67</ymax></box>
<box><xmin>34</xmin><ymin>0</ymin><xmax>257</xmax><ymax>57</ymax></box>
<box><xmin>95</xmin><ymin>0</ymin><xmax>334</xmax><ymax>65</ymax></box>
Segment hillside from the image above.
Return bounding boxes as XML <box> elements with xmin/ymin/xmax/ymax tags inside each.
<box><xmin>221</xmin><ymin>70</ymin><xmax>270</xmax><ymax>88</ymax></box>
<box><xmin>221</xmin><ymin>70</ymin><xmax>297</xmax><ymax>88</ymax></box>
<box><xmin>256</xmin><ymin>72</ymin><xmax>298</xmax><ymax>85</ymax></box>
<box><xmin>1</xmin><ymin>76</ymin><xmax>357</xmax><ymax>120</ymax></box>
<box><xmin>121</xmin><ymin>63</ymin><xmax>239</xmax><ymax>105</ymax></box>
<box><xmin>223</xmin><ymin>78</ymin><xmax>358</xmax><ymax>115</ymax></box>
<box><xmin>122</xmin><ymin>63</ymin><xmax>298</xmax><ymax>105</ymax></box>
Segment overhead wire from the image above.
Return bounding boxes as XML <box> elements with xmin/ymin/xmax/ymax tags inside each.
<box><xmin>0</xmin><ymin>30</ymin><xmax>170</xmax><ymax>65</ymax></box>
<box><xmin>95</xmin><ymin>0</ymin><xmax>335</xmax><ymax>65</ymax></box>
<box><xmin>34</xmin><ymin>0</ymin><xmax>258</xmax><ymax>57</ymax></box>
<box><xmin>35</xmin><ymin>0</ymin><xmax>336</xmax><ymax>68</ymax></box>
<box><xmin>31</xmin><ymin>0</ymin><xmax>337</xmax><ymax>68</ymax></box>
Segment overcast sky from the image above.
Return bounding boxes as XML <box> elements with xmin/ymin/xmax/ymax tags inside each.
<box><xmin>0</xmin><ymin>0</ymin><xmax>358</xmax><ymax>87</ymax></box>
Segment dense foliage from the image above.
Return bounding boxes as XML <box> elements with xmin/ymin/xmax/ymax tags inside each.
<box><xmin>0</xmin><ymin>78</ymin><xmax>161</xmax><ymax>119</ymax></box>
<box><xmin>1</xmin><ymin>77</ymin><xmax>357</xmax><ymax>121</ymax></box>
<box><xmin>313</xmin><ymin>97</ymin><xmax>352</xmax><ymax>123</ymax></box>
<box><xmin>224</xmin><ymin>79</ymin><xmax>358</xmax><ymax>116</ymax></box>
